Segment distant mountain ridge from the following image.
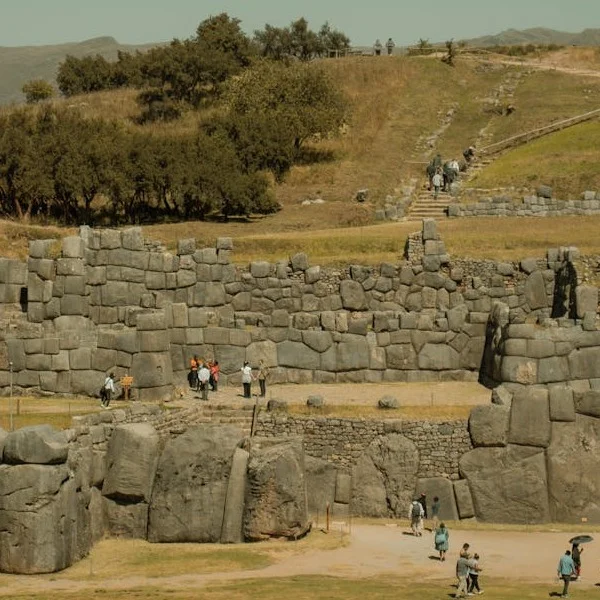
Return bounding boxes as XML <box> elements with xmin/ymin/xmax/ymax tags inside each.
<box><xmin>461</xmin><ymin>27</ymin><xmax>600</xmax><ymax>48</ymax></box>
<box><xmin>0</xmin><ymin>36</ymin><xmax>159</xmax><ymax>105</ymax></box>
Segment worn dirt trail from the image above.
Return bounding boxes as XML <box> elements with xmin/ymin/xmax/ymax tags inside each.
<box><xmin>1</xmin><ymin>525</ymin><xmax>598</xmax><ymax>596</ymax></box>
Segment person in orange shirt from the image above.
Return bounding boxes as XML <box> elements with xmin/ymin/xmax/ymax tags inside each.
<box><xmin>209</xmin><ymin>361</ymin><xmax>220</xmax><ymax>392</ymax></box>
<box><xmin>188</xmin><ymin>355</ymin><xmax>199</xmax><ymax>390</ymax></box>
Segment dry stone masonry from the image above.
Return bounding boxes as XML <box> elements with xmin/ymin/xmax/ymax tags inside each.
<box><xmin>0</xmin><ymin>218</ymin><xmax>600</xmax><ymax>574</ymax></box>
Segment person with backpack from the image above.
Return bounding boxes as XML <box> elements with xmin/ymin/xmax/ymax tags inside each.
<box><xmin>100</xmin><ymin>373</ymin><xmax>116</xmax><ymax>408</ymax></box>
<box><xmin>408</xmin><ymin>499</ymin><xmax>424</xmax><ymax>536</ymax></box>
<box><xmin>434</xmin><ymin>522</ymin><xmax>449</xmax><ymax>561</ymax></box>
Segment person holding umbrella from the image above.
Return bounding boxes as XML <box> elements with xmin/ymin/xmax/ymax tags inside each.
<box><xmin>569</xmin><ymin>534</ymin><xmax>593</xmax><ymax>580</ymax></box>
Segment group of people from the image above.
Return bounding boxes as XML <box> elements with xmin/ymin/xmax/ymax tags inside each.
<box><xmin>373</xmin><ymin>38</ymin><xmax>395</xmax><ymax>56</ymax></box>
<box><xmin>557</xmin><ymin>542</ymin><xmax>583</xmax><ymax>598</ymax></box>
<box><xmin>241</xmin><ymin>360</ymin><xmax>269</xmax><ymax>399</ymax></box>
<box><xmin>408</xmin><ymin>492</ymin><xmax>440</xmax><ymax>536</ymax></box>
<box><xmin>188</xmin><ymin>357</ymin><xmax>220</xmax><ymax>401</ymax></box>
<box><xmin>188</xmin><ymin>357</ymin><xmax>270</xmax><ymax>400</ymax></box>
<box><xmin>425</xmin><ymin>146</ymin><xmax>476</xmax><ymax>199</ymax></box>
<box><xmin>455</xmin><ymin>543</ymin><xmax>483</xmax><ymax>597</ymax></box>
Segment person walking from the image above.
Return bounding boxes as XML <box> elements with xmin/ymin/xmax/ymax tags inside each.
<box><xmin>257</xmin><ymin>360</ymin><xmax>269</xmax><ymax>397</ymax></box>
<box><xmin>373</xmin><ymin>39</ymin><xmax>382</xmax><ymax>56</ymax></box>
<box><xmin>100</xmin><ymin>373</ymin><xmax>116</xmax><ymax>408</ymax></box>
<box><xmin>432</xmin><ymin>169</ymin><xmax>443</xmax><ymax>199</ymax></box>
<box><xmin>434</xmin><ymin>522</ymin><xmax>449</xmax><ymax>561</ymax></box>
<box><xmin>188</xmin><ymin>355</ymin><xmax>199</xmax><ymax>390</ymax></box>
<box><xmin>467</xmin><ymin>553</ymin><xmax>483</xmax><ymax>595</ymax></box>
<box><xmin>557</xmin><ymin>549</ymin><xmax>576</xmax><ymax>598</ymax></box>
<box><xmin>455</xmin><ymin>552</ymin><xmax>470</xmax><ymax>598</ymax></box>
<box><xmin>409</xmin><ymin>499</ymin><xmax>424</xmax><ymax>536</ymax></box>
<box><xmin>431</xmin><ymin>496</ymin><xmax>441</xmax><ymax>532</ymax></box>
<box><xmin>241</xmin><ymin>361</ymin><xmax>253</xmax><ymax>398</ymax></box>
<box><xmin>209</xmin><ymin>360</ymin><xmax>220</xmax><ymax>392</ymax></box>
<box><xmin>386</xmin><ymin>37</ymin><xmax>395</xmax><ymax>55</ymax></box>
<box><xmin>571</xmin><ymin>542</ymin><xmax>583</xmax><ymax>580</ymax></box>
<box><xmin>198</xmin><ymin>362</ymin><xmax>210</xmax><ymax>401</ymax></box>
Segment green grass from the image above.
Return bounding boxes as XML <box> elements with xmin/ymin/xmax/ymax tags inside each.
<box><xmin>4</xmin><ymin>576</ymin><xmax>598</xmax><ymax>600</ymax></box>
<box><xmin>468</xmin><ymin>120</ymin><xmax>600</xmax><ymax>197</ymax></box>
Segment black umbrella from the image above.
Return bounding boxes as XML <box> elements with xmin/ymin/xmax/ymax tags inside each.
<box><xmin>569</xmin><ymin>535</ymin><xmax>594</xmax><ymax>545</ymax></box>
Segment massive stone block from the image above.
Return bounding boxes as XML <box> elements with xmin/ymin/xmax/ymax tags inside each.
<box><xmin>459</xmin><ymin>445</ymin><xmax>550</xmax><ymax>523</ymax></box>
<box><xmin>575</xmin><ymin>390</ymin><xmax>600</xmax><ymax>418</ymax></box>
<box><xmin>305</xmin><ymin>456</ymin><xmax>337</xmax><ymax>515</ymax></box>
<box><xmin>547</xmin><ymin>417</ymin><xmax>600</xmax><ymax>523</ymax></box>
<box><xmin>453</xmin><ymin>479</ymin><xmax>475</xmax><ymax>519</ymax></box>
<box><xmin>569</xmin><ymin>347</ymin><xmax>600</xmax><ymax>380</ymax></box>
<box><xmin>102</xmin><ymin>424</ymin><xmax>160</xmax><ymax>503</ymax></box>
<box><xmin>351</xmin><ymin>433</ymin><xmax>419</xmax><ymax>518</ymax></box>
<box><xmin>0</xmin><ymin>464</ymin><xmax>89</xmax><ymax>573</ymax></box>
<box><xmin>130</xmin><ymin>353</ymin><xmax>173</xmax><ymax>389</ymax></box>
<box><xmin>148</xmin><ymin>426</ymin><xmax>243</xmax><ymax>543</ymax></box>
<box><xmin>245</xmin><ymin>340</ymin><xmax>278</xmax><ymax>368</ymax></box>
<box><xmin>418</xmin><ymin>344</ymin><xmax>459</xmax><ymax>371</ymax></box>
<box><xmin>340</xmin><ymin>280</ymin><xmax>367</xmax><ymax>311</ymax></box>
<box><xmin>416</xmin><ymin>477</ymin><xmax>458</xmax><ymax>521</ymax></box>
<box><xmin>468</xmin><ymin>405</ymin><xmax>509</xmax><ymax>447</ymax></box>
<box><xmin>576</xmin><ymin>285</ymin><xmax>599</xmax><ymax>319</ymax></box>
<box><xmin>104</xmin><ymin>498</ymin><xmax>148</xmax><ymax>539</ymax></box>
<box><xmin>277</xmin><ymin>340</ymin><xmax>320</xmax><ymax>370</ymax></box>
<box><xmin>243</xmin><ymin>438</ymin><xmax>309</xmax><ymax>541</ymax></box>
<box><xmin>549</xmin><ymin>385</ymin><xmax>576</xmax><ymax>422</ymax></box>
<box><xmin>3</xmin><ymin>425</ymin><xmax>68</xmax><ymax>465</ymax></box>
<box><xmin>524</xmin><ymin>271</ymin><xmax>549</xmax><ymax>309</ymax></box>
<box><xmin>508</xmin><ymin>389</ymin><xmax>551</xmax><ymax>447</ymax></box>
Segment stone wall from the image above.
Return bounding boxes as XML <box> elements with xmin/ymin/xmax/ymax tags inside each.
<box><xmin>449</xmin><ymin>192</ymin><xmax>600</xmax><ymax>218</ymax></box>
<box><xmin>3</xmin><ymin>219</ymin><xmax>596</xmax><ymax>401</ymax></box>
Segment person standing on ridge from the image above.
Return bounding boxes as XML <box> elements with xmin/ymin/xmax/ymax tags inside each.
<box><xmin>373</xmin><ymin>39</ymin><xmax>382</xmax><ymax>56</ymax></box>
<box><xmin>386</xmin><ymin>37</ymin><xmax>395</xmax><ymax>55</ymax></box>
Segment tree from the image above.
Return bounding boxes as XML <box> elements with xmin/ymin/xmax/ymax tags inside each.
<box><xmin>21</xmin><ymin>79</ymin><xmax>54</xmax><ymax>103</ymax></box>
<box><xmin>318</xmin><ymin>22</ymin><xmax>350</xmax><ymax>56</ymax></box>
<box><xmin>57</xmin><ymin>54</ymin><xmax>113</xmax><ymax>96</ymax></box>
<box><xmin>223</xmin><ymin>61</ymin><xmax>348</xmax><ymax>180</ymax></box>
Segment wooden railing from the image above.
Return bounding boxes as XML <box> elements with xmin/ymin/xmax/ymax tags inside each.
<box><xmin>479</xmin><ymin>108</ymin><xmax>600</xmax><ymax>155</ymax></box>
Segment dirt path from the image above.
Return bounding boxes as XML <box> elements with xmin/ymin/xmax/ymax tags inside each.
<box><xmin>1</xmin><ymin>525</ymin><xmax>597</xmax><ymax>596</ymax></box>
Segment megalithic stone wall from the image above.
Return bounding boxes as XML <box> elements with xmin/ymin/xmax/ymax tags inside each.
<box><xmin>0</xmin><ymin>220</ymin><xmax>598</xmax><ymax>400</ymax></box>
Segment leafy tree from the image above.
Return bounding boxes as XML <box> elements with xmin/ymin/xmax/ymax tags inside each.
<box><xmin>21</xmin><ymin>79</ymin><xmax>54</xmax><ymax>103</ymax></box>
<box><xmin>318</xmin><ymin>22</ymin><xmax>350</xmax><ymax>56</ymax></box>
<box><xmin>57</xmin><ymin>54</ymin><xmax>113</xmax><ymax>96</ymax></box>
<box><xmin>224</xmin><ymin>60</ymin><xmax>348</xmax><ymax>180</ymax></box>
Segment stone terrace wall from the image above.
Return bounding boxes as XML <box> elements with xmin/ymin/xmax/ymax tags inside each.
<box><xmin>449</xmin><ymin>193</ymin><xmax>600</xmax><ymax>218</ymax></box>
<box><xmin>0</xmin><ymin>220</ymin><xmax>597</xmax><ymax>400</ymax></box>
<box><xmin>255</xmin><ymin>414</ymin><xmax>471</xmax><ymax>478</ymax></box>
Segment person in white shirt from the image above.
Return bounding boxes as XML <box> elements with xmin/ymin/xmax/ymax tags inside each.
<box><xmin>101</xmin><ymin>373</ymin><xmax>116</xmax><ymax>408</ymax></box>
<box><xmin>241</xmin><ymin>361</ymin><xmax>253</xmax><ymax>398</ymax></box>
<box><xmin>432</xmin><ymin>170</ymin><xmax>443</xmax><ymax>199</ymax></box>
<box><xmin>198</xmin><ymin>362</ymin><xmax>210</xmax><ymax>401</ymax></box>
<box><xmin>408</xmin><ymin>499</ymin><xmax>424</xmax><ymax>536</ymax></box>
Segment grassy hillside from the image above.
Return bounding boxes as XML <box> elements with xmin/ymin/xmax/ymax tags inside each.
<box><xmin>462</xmin><ymin>27</ymin><xmax>600</xmax><ymax>47</ymax></box>
<box><xmin>0</xmin><ymin>36</ymin><xmax>158</xmax><ymax>105</ymax></box>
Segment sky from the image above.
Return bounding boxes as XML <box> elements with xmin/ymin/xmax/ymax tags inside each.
<box><xmin>1</xmin><ymin>0</ymin><xmax>599</xmax><ymax>48</ymax></box>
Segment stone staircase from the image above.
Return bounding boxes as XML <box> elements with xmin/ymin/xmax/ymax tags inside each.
<box><xmin>153</xmin><ymin>398</ymin><xmax>256</xmax><ymax>437</ymax></box>
<box><xmin>407</xmin><ymin>189</ymin><xmax>453</xmax><ymax>220</ymax></box>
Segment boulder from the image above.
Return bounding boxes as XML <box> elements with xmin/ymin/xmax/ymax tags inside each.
<box><xmin>3</xmin><ymin>425</ymin><xmax>68</xmax><ymax>465</ymax></box>
<box><xmin>340</xmin><ymin>280</ymin><xmax>367</xmax><ymax>311</ymax></box>
<box><xmin>351</xmin><ymin>433</ymin><xmax>419</xmax><ymax>518</ymax></box>
<box><xmin>220</xmin><ymin>447</ymin><xmax>249</xmax><ymax>544</ymax></box>
<box><xmin>307</xmin><ymin>395</ymin><xmax>324</xmax><ymax>408</ymax></box>
<box><xmin>378</xmin><ymin>396</ymin><xmax>399</xmax><ymax>409</ymax></box>
<box><xmin>468</xmin><ymin>405</ymin><xmax>509</xmax><ymax>447</ymax></box>
<box><xmin>277</xmin><ymin>340</ymin><xmax>320</xmax><ymax>370</ymax></box>
<box><xmin>0</xmin><ymin>464</ymin><xmax>89</xmax><ymax>573</ymax></box>
<box><xmin>102</xmin><ymin>424</ymin><xmax>160</xmax><ymax>503</ymax></box>
<box><xmin>508</xmin><ymin>389</ymin><xmax>551</xmax><ymax>447</ymax></box>
<box><xmin>459</xmin><ymin>445</ymin><xmax>550</xmax><ymax>523</ymax></box>
<box><xmin>536</xmin><ymin>185</ymin><xmax>553</xmax><ymax>199</ymax></box>
<box><xmin>267</xmin><ymin>399</ymin><xmax>288</xmax><ymax>412</ymax></box>
<box><xmin>491</xmin><ymin>385</ymin><xmax>513</xmax><ymax>408</ymax></box>
<box><xmin>547</xmin><ymin>417</ymin><xmax>600</xmax><ymax>523</ymax></box>
<box><xmin>418</xmin><ymin>344</ymin><xmax>459</xmax><ymax>371</ymax></box>
<box><xmin>290</xmin><ymin>253</ymin><xmax>309</xmax><ymax>272</ymax></box>
<box><xmin>453</xmin><ymin>479</ymin><xmax>475</xmax><ymax>519</ymax></box>
<box><xmin>416</xmin><ymin>477</ymin><xmax>458</xmax><ymax>521</ymax></box>
<box><xmin>575</xmin><ymin>285</ymin><xmax>599</xmax><ymax>319</ymax></box>
<box><xmin>104</xmin><ymin>498</ymin><xmax>148</xmax><ymax>539</ymax></box>
<box><xmin>243</xmin><ymin>438</ymin><xmax>309</xmax><ymax>541</ymax></box>
<box><xmin>524</xmin><ymin>271</ymin><xmax>548</xmax><ymax>310</ymax></box>
<box><xmin>148</xmin><ymin>426</ymin><xmax>243</xmax><ymax>543</ymax></box>
<box><xmin>130</xmin><ymin>352</ymin><xmax>173</xmax><ymax>389</ymax></box>
<box><xmin>305</xmin><ymin>456</ymin><xmax>337</xmax><ymax>515</ymax></box>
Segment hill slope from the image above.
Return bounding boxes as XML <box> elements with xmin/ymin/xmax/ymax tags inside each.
<box><xmin>462</xmin><ymin>27</ymin><xmax>600</xmax><ymax>48</ymax></box>
<box><xmin>0</xmin><ymin>36</ymin><xmax>158</xmax><ymax>105</ymax></box>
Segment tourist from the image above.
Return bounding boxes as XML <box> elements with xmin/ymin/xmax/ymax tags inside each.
<box><xmin>419</xmin><ymin>492</ymin><xmax>428</xmax><ymax>519</ymax></box>
<box><xmin>198</xmin><ymin>362</ymin><xmax>210</xmax><ymax>401</ymax></box>
<box><xmin>373</xmin><ymin>39</ymin><xmax>382</xmax><ymax>56</ymax></box>
<box><xmin>241</xmin><ymin>361</ymin><xmax>253</xmax><ymax>398</ymax></box>
<box><xmin>409</xmin><ymin>499</ymin><xmax>424</xmax><ymax>536</ymax></box>
<box><xmin>434</xmin><ymin>521</ymin><xmax>449</xmax><ymax>561</ymax></box>
<box><xmin>460</xmin><ymin>542</ymin><xmax>470</xmax><ymax>558</ymax></box>
<box><xmin>571</xmin><ymin>542</ymin><xmax>583</xmax><ymax>580</ymax></box>
<box><xmin>386</xmin><ymin>37</ymin><xmax>395</xmax><ymax>55</ymax></box>
<box><xmin>557</xmin><ymin>549</ymin><xmax>576</xmax><ymax>598</ymax></box>
<box><xmin>209</xmin><ymin>360</ymin><xmax>220</xmax><ymax>392</ymax></box>
<box><xmin>431</xmin><ymin>495</ymin><xmax>441</xmax><ymax>532</ymax></box>
<box><xmin>455</xmin><ymin>552</ymin><xmax>470</xmax><ymax>598</ymax></box>
<box><xmin>426</xmin><ymin>161</ymin><xmax>436</xmax><ymax>190</ymax></box>
<box><xmin>188</xmin><ymin>355</ymin><xmax>199</xmax><ymax>390</ymax></box>
<box><xmin>100</xmin><ymin>373</ymin><xmax>116</xmax><ymax>408</ymax></box>
<box><xmin>258</xmin><ymin>359</ymin><xmax>269</xmax><ymax>397</ymax></box>
<box><xmin>432</xmin><ymin>169</ymin><xmax>443</xmax><ymax>199</ymax></box>
<box><xmin>467</xmin><ymin>553</ymin><xmax>483</xmax><ymax>595</ymax></box>
<box><xmin>463</xmin><ymin>146</ymin><xmax>475</xmax><ymax>164</ymax></box>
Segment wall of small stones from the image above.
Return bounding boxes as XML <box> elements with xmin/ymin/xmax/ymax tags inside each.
<box><xmin>254</xmin><ymin>414</ymin><xmax>471</xmax><ymax>478</ymax></box>
<box><xmin>449</xmin><ymin>192</ymin><xmax>600</xmax><ymax>218</ymax></box>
